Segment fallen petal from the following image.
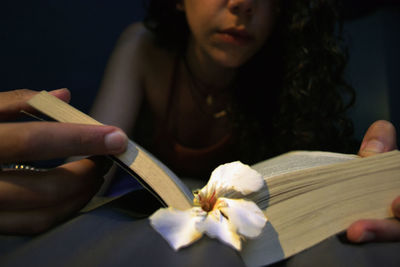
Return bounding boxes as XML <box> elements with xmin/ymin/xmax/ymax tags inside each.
<box><xmin>218</xmin><ymin>198</ymin><xmax>267</xmax><ymax>238</ymax></box>
<box><xmin>196</xmin><ymin>209</ymin><xmax>242</xmax><ymax>250</ymax></box>
<box><xmin>206</xmin><ymin>161</ymin><xmax>264</xmax><ymax>198</ymax></box>
<box><xmin>149</xmin><ymin>207</ymin><xmax>205</xmax><ymax>250</ymax></box>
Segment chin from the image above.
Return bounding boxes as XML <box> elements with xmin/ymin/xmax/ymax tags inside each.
<box><xmin>212</xmin><ymin>51</ymin><xmax>252</xmax><ymax>68</ymax></box>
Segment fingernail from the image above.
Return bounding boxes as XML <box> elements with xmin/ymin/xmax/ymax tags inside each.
<box><xmin>363</xmin><ymin>139</ymin><xmax>384</xmax><ymax>153</ymax></box>
<box><xmin>358</xmin><ymin>231</ymin><xmax>375</xmax><ymax>243</ymax></box>
<box><xmin>50</xmin><ymin>88</ymin><xmax>68</xmax><ymax>92</ymax></box>
<box><xmin>49</xmin><ymin>88</ymin><xmax>70</xmax><ymax>95</ymax></box>
<box><xmin>49</xmin><ymin>88</ymin><xmax>71</xmax><ymax>102</ymax></box>
<box><xmin>104</xmin><ymin>130</ymin><xmax>128</xmax><ymax>152</ymax></box>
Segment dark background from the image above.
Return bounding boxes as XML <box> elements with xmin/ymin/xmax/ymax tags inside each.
<box><xmin>1</xmin><ymin>0</ymin><xmax>399</xmax><ymax>142</ymax></box>
<box><xmin>1</xmin><ymin>0</ymin><xmax>146</xmax><ymax>112</ymax></box>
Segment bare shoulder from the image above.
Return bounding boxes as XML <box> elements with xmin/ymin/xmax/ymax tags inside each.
<box><xmin>112</xmin><ymin>22</ymin><xmax>153</xmax><ymax>60</ymax></box>
<box><xmin>92</xmin><ymin>22</ymin><xmax>176</xmax><ymax>130</ymax></box>
<box><xmin>117</xmin><ymin>23</ymin><xmax>152</xmax><ymax>47</ymax></box>
<box><xmin>116</xmin><ymin>22</ymin><xmax>174</xmax><ymax>64</ymax></box>
<box><xmin>119</xmin><ymin>23</ymin><xmax>177</xmax><ymax>118</ymax></box>
<box><xmin>108</xmin><ymin>22</ymin><xmax>175</xmax><ymax>84</ymax></box>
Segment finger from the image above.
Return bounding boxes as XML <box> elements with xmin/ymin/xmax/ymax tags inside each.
<box><xmin>0</xmin><ymin>157</ymin><xmax>111</xmax><ymax>210</ymax></box>
<box><xmin>0</xmin><ymin>88</ymin><xmax>71</xmax><ymax>121</ymax></box>
<box><xmin>347</xmin><ymin>218</ymin><xmax>400</xmax><ymax>243</ymax></box>
<box><xmin>0</xmin><ymin>122</ymin><xmax>127</xmax><ymax>163</ymax></box>
<box><xmin>0</xmin><ymin>192</ymin><xmax>96</xmax><ymax>234</ymax></box>
<box><xmin>0</xmin><ymin>158</ymin><xmax>109</xmax><ymax>234</ymax></box>
<box><xmin>358</xmin><ymin>120</ymin><xmax>398</xmax><ymax>157</ymax></box>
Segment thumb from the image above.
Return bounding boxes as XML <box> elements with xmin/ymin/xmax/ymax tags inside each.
<box><xmin>358</xmin><ymin>120</ymin><xmax>397</xmax><ymax>157</ymax></box>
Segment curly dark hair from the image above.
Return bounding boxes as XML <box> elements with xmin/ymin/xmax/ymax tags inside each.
<box><xmin>143</xmin><ymin>0</ymin><xmax>357</xmax><ymax>164</ymax></box>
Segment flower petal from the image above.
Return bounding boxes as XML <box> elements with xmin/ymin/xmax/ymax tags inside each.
<box><xmin>218</xmin><ymin>198</ymin><xmax>267</xmax><ymax>238</ymax></box>
<box><xmin>196</xmin><ymin>209</ymin><xmax>242</xmax><ymax>250</ymax></box>
<box><xmin>204</xmin><ymin>161</ymin><xmax>264</xmax><ymax>198</ymax></box>
<box><xmin>149</xmin><ymin>207</ymin><xmax>205</xmax><ymax>250</ymax></box>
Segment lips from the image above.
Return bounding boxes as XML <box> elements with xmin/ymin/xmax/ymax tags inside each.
<box><xmin>215</xmin><ymin>28</ymin><xmax>254</xmax><ymax>46</ymax></box>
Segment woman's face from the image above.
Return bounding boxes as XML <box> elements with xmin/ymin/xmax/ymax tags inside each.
<box><xmin>181</xmin><ymin>0</ymin><xmax>279</xmax><ymax>68</ymax></box>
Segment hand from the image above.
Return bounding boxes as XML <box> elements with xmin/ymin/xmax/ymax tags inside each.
<box><xmin>347</xmin><ymin>120</ymin><xmax>400</xmax><ymax>242</ymax></box>
<box><xmin>0</xmin><ymin>89</ymin><xmax>128</xmax><ymax>234</ymax></box>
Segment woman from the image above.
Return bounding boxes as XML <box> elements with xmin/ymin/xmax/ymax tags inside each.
<box><xmin>91</xmin><ymin>0</ymin><xmax>399</xmax><ymax>243</ymax></box>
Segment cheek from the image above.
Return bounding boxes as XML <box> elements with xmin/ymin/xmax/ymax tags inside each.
<box><xmin>185</xmin><ymin>10</ymin><xmax>214</xmax><ymax>42</ymax></box>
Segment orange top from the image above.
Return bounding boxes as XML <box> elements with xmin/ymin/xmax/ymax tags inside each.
<box><xmin>151</xmin><ymin>55</ymin><xmax>236</xmax><ymax>180</ymax></box>
<box><xmin>153</xmin><ymin>130</ymin><xmax>235</xmax><ymax>180</ymax></box>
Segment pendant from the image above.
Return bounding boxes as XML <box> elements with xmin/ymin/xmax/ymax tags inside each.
<box><xmin>214</xmin><ymin>110</ymin><xmax>227</xmax><ymax>119</ymax></box>
<box><xmin>206</xmin><ymin>95</ymin><xmax>213</xmax><ymax>106</ymax></box>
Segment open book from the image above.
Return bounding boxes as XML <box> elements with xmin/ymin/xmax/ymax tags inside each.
<box><xmin>28</xmin><ymin>91</ymin><xmax>400</xmax><ymax>267</ymax></box>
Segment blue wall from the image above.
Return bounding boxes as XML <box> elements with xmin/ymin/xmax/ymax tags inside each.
<box><xmin>344</xmin><ymin>7</ymin><xmax>400</xmax><ymax>141</ymax></box>
<box><xmin>1</xmin><ymin>0</ymin><xmax>145</xmax><ymax>112</ymax></box>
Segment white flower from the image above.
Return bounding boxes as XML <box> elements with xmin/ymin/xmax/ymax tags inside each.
<box><xmin>149</xmin><ymin>161</ymin><xmax>267</xmax><ymax>251</ymax></box>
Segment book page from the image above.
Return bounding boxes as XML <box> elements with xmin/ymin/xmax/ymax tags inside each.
<box><xmin>252</xmin><ymin>151</ymin><xmax>359</xmax><ymax>179</ymax></box>
<box><xmin>27</xmin><ymin>91</ymin><xmax>193</xmax><ymax>210</ymax></box>
<box><xmin>242</xmin><ymin>150</ymin><xmax>400</xmax><ymax>267</ymax></box>
<box><xmin>81</xmin><ymin>142</ymin><xmax>194</xmax><ymax>212</ymax></box>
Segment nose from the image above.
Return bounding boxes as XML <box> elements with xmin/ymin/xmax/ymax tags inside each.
<box><xmin>228</xmin><ymin>0</ymin><xmax>254</xmax><ymax>15</ymax></box>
